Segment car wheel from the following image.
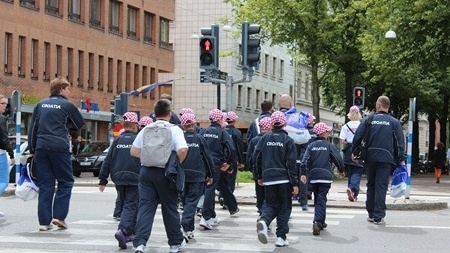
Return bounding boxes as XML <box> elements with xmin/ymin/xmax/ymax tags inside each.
<box><xmin>73</xmin><ymin>171</ymin><xmax>81</xmax><ymax>177</ymax></box>
<box><xmin>93</xmin><ymin>171</ymin><xmax>99</xmax><ymax>177</ymax></box>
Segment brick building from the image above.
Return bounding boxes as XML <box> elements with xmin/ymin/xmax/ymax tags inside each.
<box><xmin>0</xmin><ymin>0</ymin><xmax>175</xmax><ymax>141</ymax></box>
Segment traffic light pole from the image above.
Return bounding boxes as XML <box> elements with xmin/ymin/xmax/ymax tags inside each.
<box><xmin>206</xmin><ymin>74</ymin><xmax>247</xmax><ymax>112</ymax></box>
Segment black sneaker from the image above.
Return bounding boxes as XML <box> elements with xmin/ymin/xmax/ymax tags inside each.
<box><xmin>230</xmin><ymin>208</ymin><xmax>240</xmax><ymax>216</ymax></box>
<box><xmin>321</xmin><ymin>223</ymin><xmax>328</xmax><ymax>230</ymax></box>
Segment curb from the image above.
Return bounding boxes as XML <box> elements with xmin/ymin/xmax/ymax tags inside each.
<box><xmin>4</xmin><ymin>185</ymin><xmax>448</xmax><ymax>211</ymax></box>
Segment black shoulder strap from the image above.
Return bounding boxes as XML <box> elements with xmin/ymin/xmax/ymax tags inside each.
<box><xmin>345</xmin><ymin>123</ymin><xmax>355</xmax><ymax>135</ymax></box>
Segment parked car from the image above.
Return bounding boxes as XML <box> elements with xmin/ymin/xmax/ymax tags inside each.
<box><xmin>7</xmin><ymin>136</ymin><xmax>31</xmax><ymax>183</ymax></box>
<box><xmin>72</xmin><ymin>141</ymin><xmax>110</xmax><ymax>177</ymax></box>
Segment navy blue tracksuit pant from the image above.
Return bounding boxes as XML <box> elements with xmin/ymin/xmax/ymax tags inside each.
<box><xmin>260</xmin><ymin>183</ymin><xmax>292</xmax><ymax>240</ymax></box>
<box><xmin>311</xmin><ymin>183</ymin><xmax>331</xmax><ymax>225</ymax></box>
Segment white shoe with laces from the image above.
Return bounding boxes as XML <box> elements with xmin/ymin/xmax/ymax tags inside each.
<box><xmin>275</xmin><ymin>237</ymin><xmax>289</xmax><ymax>247</ymax></box>
<box><xmin>199</xmin><ymin>217</ymin><xmax>212</xmax><ymax>230</ymax></box>
<box><xmin>169</xmin><ymin>239</ymin><xmax>186</xmax><ymax>253</ymax></box>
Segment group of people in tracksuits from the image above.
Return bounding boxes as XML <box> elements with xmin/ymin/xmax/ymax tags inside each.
<box><xmin>98</xmin><ymin>104</ymin><xmax>246</xmax><ymax>251</ymax></box>
<box><xmin>248</xmin><ymin>95</ymin><xmax>346</xmax><ymax>247</ymax></box>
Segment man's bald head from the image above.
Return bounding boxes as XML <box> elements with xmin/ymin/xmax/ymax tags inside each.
<box><xmin>376</xmin><ymin>95</ymin><xmax>390</xmax><ymax>112</ymax></box>
<box><xmin>278</xmin><ymin>94</ymin><xmax>292</xmax><ymax>109</ymax></box>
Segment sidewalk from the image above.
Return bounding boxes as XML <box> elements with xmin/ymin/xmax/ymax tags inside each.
<box><xmin>3</xmin><ymin>174</ymin><xmax>449</xmax><ymax>210</ymax></box>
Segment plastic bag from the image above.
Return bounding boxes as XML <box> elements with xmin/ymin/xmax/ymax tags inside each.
<box><xmin>390</xmin><ymin>164</ymin><xmax>407</xmax><ymax>198</ymax></box>
<box><xmin>284</xmin><ymin>125</ymin><xmax>311</xmax><ymax>144</ymax></box>
<box><xmin>15</xmin><ymin>163</ymin><xmax>39</xmax><ymax>201</ymax></box>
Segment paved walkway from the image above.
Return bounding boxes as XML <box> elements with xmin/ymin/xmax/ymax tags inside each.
<box><xmin>3</xmin><ymin>173</ymin><xmax>449</xmax><ymax>210</ymax></box>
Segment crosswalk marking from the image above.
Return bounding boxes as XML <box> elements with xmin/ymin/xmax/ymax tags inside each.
<box><xmin>0</xmin><ymin>204</ymin><xmax>357</xmax><ymax>252</ymax></box>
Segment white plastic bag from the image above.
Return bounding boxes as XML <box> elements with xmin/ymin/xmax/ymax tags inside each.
<box><xmin>390</xmin><ymin>165</ymin><xmax>407</xmax><ymax>198</ymax></box>
<box><xmin>15</xmin><ymin>163</ymin><xmax>39</xmax><ymax>201</ymax></box>
<box><xmin>284</xmin><ymin>125</ymin><xmax>311</xmax><ymax>144</ymax></box>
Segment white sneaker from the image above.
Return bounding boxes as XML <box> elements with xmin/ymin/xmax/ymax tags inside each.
<box><xmin>134</xmin><ymin>244</ymin><xmax>145</xmax><ymax>253</ymax></box>
<box><xmin>169</xmin><ymin>239</ymin><xmax>186</xmax><ymax>253</ymax></box>
<box><xmin>0</xmin><ymin>212</ymin><xmax>4</xmax><ymax>218</ymax></box>
<box><xmin>199</xmin><ymin>217</ymin><xmax>212</xmax><ymax>230</ymax></box>
<box><xmin>275</xmin><ymin>237</ymin><xmax>289</xmax><ymax>247</ymax></box>
<box><xmin>210</xmin><ymin>216</ymin><xmax>220</xmax><ymax>226</ymax></box>
<box><xmin>256</xmin><ymin>220</ymin><xmax>268</xmax><ymax>244</ymax></box>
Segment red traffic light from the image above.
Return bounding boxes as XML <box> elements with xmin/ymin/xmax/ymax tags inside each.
<box><xmin>200</xmin><ymin>38</ymin><xmax>214</xmax><ymax>52</ymax></box>
<box><xmin>354</xmin><ymin>88</ymin><xmax>363</xmax><ymax>97</ymax></box>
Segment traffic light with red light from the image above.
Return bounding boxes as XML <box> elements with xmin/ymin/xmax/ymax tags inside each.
<box><xmin>199</xmin><ymin>36</ymin><xmax>217</xmax><ymax>70</ymax></box>
<box><xmin>353</xmin><ymin>87</ymin><xmax>365</xmax><ymax>109</ymax></box>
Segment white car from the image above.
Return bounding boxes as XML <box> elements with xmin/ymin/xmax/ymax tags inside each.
<box><xmin>6</xmin><ymin>135</ymin><xmax>30</xmax><ymax>183</ymax></box>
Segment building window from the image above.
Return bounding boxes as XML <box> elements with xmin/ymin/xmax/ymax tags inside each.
<box><xmin>90</xmin><ymin>0</ymin><xmax>102</xmax><ymax>28</ymax></box>
<box><xmin>305</xmin><ymin>77</ymin><xmax>310</xmax><ymax>101</ymax></box>
<box><xmin>296</xmin><ymin>71</ymin><xmax>302</xmax><ymax>99</ymax></box>
<box><xmin>271</xmin><ymin>57</ymin><xmax>277</xmax><ymax>77</ymax></box>
<box><xmin>280</xmin><ymin>59</ymin><xmax>284</xmax><ymax>79</ymax></box>
<box><xmin>18</xmin><ymin>36</ymin><xmax>26</xmax><ymax>77</ymax></box>
<box><xmin>255</xmin><ymin>89</ymin><xmax>260</xmax><ymax>109</ymax></box>
<box><xmin>272</xmin><ymin>94</ymin><xmax>276</xmax><ymax>107</ymax></box>
<box><xmin>237</xmin><ymin>85</ymin><xmax>242</xmax><ymax>106</ymax></box>
<box><xmin>46</xmin><ymin>0</ymin><xmax>61</xmax><ymax>16</ymax></box>
<box><xmin>69</xmin><ymin>0</ymin><xmax>81</xmax><ymax>22</ymax></box>
<box><xmin>78</xmin><ymin>50</ymin><xmax>84</xmax><ymax>87</ymax></box>
<box><xmin>142</xmin><ymin>66</ymin><xmax>148</xmax><ymax>98</ymax></box>
<box><xmin>31</xmin><ymin>39</ymin><xmax>39</xmax><ymax>78</ymax></box>
<box><xmin>127</xmin><ymin>6</ymin><xmax>138</xmax><ymax>39</ymax></box>
<box><xmin>107</xmin><ymin>57</ymin><xmax>113</xmax><ymax>92</ymax></box>
<box><xmin>263</xmin><ymin>54</ymin><xmax>269</xmax><ymax>74</ymax></box>
<box><xmin>159</xmin><ymin>18</ymin><xmax>170</xmax><ymax>49</ymax></box>
<box><xmin>67</xmin><ymin>47</ymin><xmax>74</xmax><ymax>84</ymax></box>
<box><xmin>246</xmin><ymin>87</ymin><xmax>251</xmax><ymax>108</ymax></box>
<box><xmin>20</xmin><ymin>0</ymin><xmax>38</xmax><ymax>9</ymax></box>
<box><xmin>150</xmin><ymin>67</ymin><xmax>156</xmax><ymax>99</ymax></box>
<box><xmin>134</xmin><ymin>64</ymin><xmax>139</xmax><ymax>91</ymax></box>
<box><xmin>117</xmin><ymin>60</ymin><xmax>122</xmax><ymax>92</ymax></box>
<box><xmin>109</xmin><ymin>0</ymin><xmax>121</xmax><ymax>34</ymax></box>
<box><xmin>4</xmin><ymin>33</ymin><xmax>12</xmax><ymax>74</ymax></box>
<box><xmin>56</xmin><ymin>44</ymin><xmax>62</xmax><ymax>78</ymax></box>
<box><xmin>125</xmin><ymin>62</ymin><xmax>131</xmax><ymax>92</ymax></box>
<box><xmin>43</xmin><ymin>42</ymin><xmax>51</xmax><ymax>81</ymax></box>
<box><xmin>143</xmin><ymin>12</ymin><xmax>153</xmax><ymax>44</ymax></box>
<box><xmin>88</xmin><ymin>53</ymin><xmax>94</xmax><ymax>89</ymax></box>
<box><xmin>98</xmin><ymin>55</ymin><xmax>104</xmax><ymax>91</ymax></box>
<box><xmin>264</xmin><ymin>91</ymin><xmax>268</xmax><ymax>100</ymax></box>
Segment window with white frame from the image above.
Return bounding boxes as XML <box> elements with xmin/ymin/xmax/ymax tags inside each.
<box><xmin>4</xmin><ymin>33</ymin><xmax>12</xmax><ymax>74</ymax></box>
<box><xmin>159</xmin><ymin>18</ymin><xmax>170</xmax><ymax>49</ymax></box>
<box><xmin>18</xmin><ymin>36</ymin><xmax>26</xmax><ymax>76</ymax></box>
<box><xmin>280</xmin><ymin>59</ymin><xmax>284</xmax><ymax>79</ymax></box>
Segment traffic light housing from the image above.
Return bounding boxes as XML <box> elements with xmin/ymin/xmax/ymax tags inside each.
<box><xmin>110</xmin><ymin>93</ymin><xmax>128</xmax><ymax>118</ymax></box>
<box><xmin>199</xmin><ymin>36</ymin><xmax>217</xmax><ymax>70</ymax></box>
<box><xmin>353</xmin><ymin>87</ymin><xmax>365</xmax><ymax>109</ymax></box>
<box><xmin>241</xmin><ymin>22</ymin><xmax>261</xmax><ymax>72</ymax></box>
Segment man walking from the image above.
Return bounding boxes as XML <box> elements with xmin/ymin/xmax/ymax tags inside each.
<box><xmin>131</xmin><ymin>99</ymin><xmax>188</xmax><ymax>253</ymax></box>
<box><xmin>28</xmin><ymin>77</ymin><xmax>85</xmax><ymax>231</ymax></box>
<box><xmin>352</xmin><ymin>95</ymin><xmax>405</xmax><ymax>225</ymax></box>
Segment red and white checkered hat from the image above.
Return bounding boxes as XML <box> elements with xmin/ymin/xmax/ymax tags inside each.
<box><xmin>118</xmin><ymin>128</ymin><xmax>125</xmax><ymax>135</ymax></box>
<box><xmin>122</xmin><ymin>112</ymin><xmax>138</xmax><ymax>123</ymax></box>
<box><xmin>179</xmin><ymin>107</ymin><xmax>194</xmax><ymax>116</ymax></box>
<box><xmin>259</xmin><ymin>117</ymin><xmax>273</xmax><ymax>130</ymax></box>
<box><xmin>225</xmin><ymin>111</ymin><xmax>239</xmax><ymax>123</ymax></box>
<box><xmin>271</xmin><ymin>111</ymin><xmax>286</xmax><ymax>126</ymax></box>
<box><xmin>313</xmin><ymin>122</ymin><xmax>333</xmax><ymax>135</ymax></box>
<box><xmin>209</xmin><ymin>109</ymin><xmax>223</xmax><ymax>122</ymax></box>
<box><xmin>138</xmin><ymin>116</ymin><xmax>153</xmax><ymax>126</ymax></box>
<box><xmin>181</xmin><ymin>113</ymin><xmax>196</xmax><ymax>126</ymax></box>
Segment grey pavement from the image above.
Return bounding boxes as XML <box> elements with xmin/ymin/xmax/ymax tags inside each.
<box><xmin>3</xmin><ymin>173</ymin><xmax>449</xmax><ymax>210</ymax></box>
